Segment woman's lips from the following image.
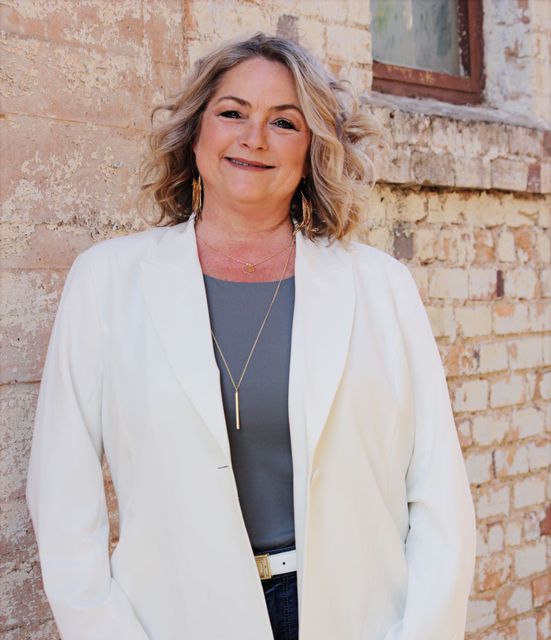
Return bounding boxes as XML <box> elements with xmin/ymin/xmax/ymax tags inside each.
<box><xmin>225</xmin><ymin>157</ymin><xmax>274</xmax><ymax>171</ymax></box>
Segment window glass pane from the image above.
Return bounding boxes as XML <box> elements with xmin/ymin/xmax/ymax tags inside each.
<box><xmin>371</xmin><ymin>0</ymin><xmax>462</xmax><ymax>75</ymax></box>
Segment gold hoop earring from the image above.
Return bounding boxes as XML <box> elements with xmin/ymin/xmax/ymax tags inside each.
<box><xmin>192</xmin><ymin>175</ymin><xmax>202</xmax><ymax>219</ymax></box>
<box><xmin>300</xmin><ymin>189</ymin><xmax>312</xmax><ymax>232</ymax></box>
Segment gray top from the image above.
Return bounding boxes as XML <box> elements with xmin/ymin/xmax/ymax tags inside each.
<box><xmin>202</xmin><ymin>273</ymin><xmax>295</xmax><ymax>553</ymax></box>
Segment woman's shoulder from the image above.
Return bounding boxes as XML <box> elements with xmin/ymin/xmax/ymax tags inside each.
<box><xmin>344</xmin><ymin>238</ymin><xmax>411</xmax><ymax>281</ymax></box>
<box><xmin>78</xmin><ymin>225</ymin><xmax>175</xmax><ymax>264</ymax></box>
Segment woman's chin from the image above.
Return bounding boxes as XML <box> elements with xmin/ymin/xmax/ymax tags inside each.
<box><xmin>222</xmin><ymin>188</ymin><xmax>278</xmax><ymax>207</ymax></box>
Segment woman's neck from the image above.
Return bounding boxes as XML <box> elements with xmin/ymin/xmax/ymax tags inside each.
<box><xmin>194</xmin><ymin>205</ymin><xmax>296</xmax><ymax>283</ymax></box>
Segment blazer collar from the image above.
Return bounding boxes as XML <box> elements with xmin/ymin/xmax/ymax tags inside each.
<box><xmin>139</xmin><ymin>218</ymin><xmax>355</xmax><ymax>467</ymax></box>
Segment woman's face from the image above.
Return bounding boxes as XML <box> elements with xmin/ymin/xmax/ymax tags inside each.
<box><xmin>193</xmin><ymin>57</ymin><xmax>311</xmax><ymax>215</ymax></box>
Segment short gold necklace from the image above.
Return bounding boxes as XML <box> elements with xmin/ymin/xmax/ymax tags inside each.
<box><xmin>209</xmin><ymin>236</ymin><xmax>295</xmax><ymax>430</ymax></box>
<box><xmin>196</xmin><ymin>233</ymin><xmax>294</xmax><ymax>273</ymax></box>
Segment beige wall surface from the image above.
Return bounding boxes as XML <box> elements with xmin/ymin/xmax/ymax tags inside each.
<box><xmin>1</xmin><ymin>1</ymin><xmax>549</xmax><ymax>639</ymax></box>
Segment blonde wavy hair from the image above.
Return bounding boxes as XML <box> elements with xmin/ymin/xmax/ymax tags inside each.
<box><xmin>139</xmin><ymin>32</ymin><xmax>390</xmax><ymax>241</ymax></box>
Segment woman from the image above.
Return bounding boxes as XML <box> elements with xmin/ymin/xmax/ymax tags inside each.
<box><xmin>26</xmin><ymin>32</ymin><xmax>476</xmax><ymax>640</ymax></box>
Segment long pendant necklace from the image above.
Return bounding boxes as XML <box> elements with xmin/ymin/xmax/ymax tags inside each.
<box><xmin>209</xmin><ymin>236</ymin><xmax>295</xmax><ymax>430</ymax></box>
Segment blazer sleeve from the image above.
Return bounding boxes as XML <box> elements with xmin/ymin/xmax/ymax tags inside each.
<box><xmin>25</xmin><ymin>251</ymin><xmax>150</xmax><ymax>640</ymax></box>
<box><xmin>383</xmin><ymin>263</ymin><xmax>476</xmax><ymax>640</ymax></box>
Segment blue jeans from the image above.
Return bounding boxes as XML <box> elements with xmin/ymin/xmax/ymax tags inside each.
<box><xmin>262</xmin><ymin>571</ymin><xmax>299</xmax><ymax>640</ymax></box>
<box><xmin>259</xmin><ymin>546</ymin><xmax>299</xmax><ymax>640</ymax></box>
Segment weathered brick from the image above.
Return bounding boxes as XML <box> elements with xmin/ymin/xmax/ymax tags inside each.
<box><xmin>507</xmin><ymin>336</ymin><xmax>544</xmax><ymax>370</ymax></box>
<box><xmin>456</xmin><ymin>417</ymin><xmax>472</xmax><ymax>448</ymax></box>
<box><xmin>487</xmin><ymin>522</ymin><xmax>504</xmax><ymax>553</ymax></box>
<box><xmin>452</xmin><ymin>379</ymin><xmax>489</xmax><ymax>412</ymax></box>
<box><xmin>411</xmin><ymin>151</ymin><xmax>455</xmax><ymax>187</ymax></box>
<box><xmin>476</xmin><ymin>483</ymin><xmax>510</xmax><ymax>519</ymax></box>
<box><xmin>491</xmin><ymin>158</ymin><xmax>529</xmax><ymax>191</ymax></box>
<box><xmin>326</xmin><ymin>24</ymin><xmax>371</xmax><ymax>64</ymax></box>
<box><xmin>529</xmin><ymin>300</ymin><xmax>551</xmax><ymax>331</ymax></box>
<box><xmin>469</xmin><ymin>268</ymin><xmax>498</xmax><ymax>300</ymax></box>
<box><xmin>497</xmin><ymin>584</ymin><xmax>533</xmax><ymax>620</ymax></box>
<box><xmin>466</xmin><ymin>451</ymin><xmax>494</xmax><ymax>484</ymax></box>
<box><xmin>526</xmin><ymin>439</ymin><xmax>551</xmax><ymax>471</ymax></box>
<box><xmin>539</xmin><ymin>371</ymin><xmax>551</xmax><ymax>401</ymax></box>
<box><xmin>504</xmin><ymin>268</ymin><xmax>539</xmax><ymax>299</ymax></box>
<box><xmin>532</xmin><ymin>573</ymin><xmax>551</xmax><ymax>608</ymax></box>
<box><xmin>425</xmin><ymin>305</ymin><xmax>456</xmax><ymax>339</ymax></box>
<box><xmin>437</xmin><ymin>228</ymin><xmax>475</xmax><ymax>265</ymax></box>
<box><xmin>514</xmin><ymin>475</ymin><xmax>547</xmax><ymax>509</ymax></box>
<box><xmin>490</xmin><ymin>374</ymin><xmax>533</xmax><ymax>408</ymax></box>
<box><xmin>454</xmin><ymin>156</ymin><xmax>492</xmax><ymax>190</ymax></box>
<box><xmin>388</xmin><ymin>110</ymin><xmax>431</xmax><ymax>147</ymax></box>
<box><xmin>536</xmin><ymin>608</ymin><xmax>551</xmax><ymax>640</ymax></box>
<box><xmin>508</xmin><ymin>126</ymin><xmax>543</xmax><ymax>158</ymax></box>
<box><xmin>472</xmin><ymin>413</ymin><xmax>510</xmax><ymax>447</ymax></box>
<box><xmin>466</xmin><ymin>595</ymin><xmax>496</xmax><ymax>632</ymax></box>
<box><xmin>454</xmin><ymin>305</ymin><xmax>492</xmax><ymax>338</ymax></box>
<box><xmin>473</xmin><ymin>228</ymin><xmax>495</xmax><ymax>264</ymax></box>
<box><xmin>512</xmin><ymin>227</ymin><xmax>534</xmax><ymax>264</ymax></box>
<box><xmin>393</xmin><ymin>191</ymin><xmax>427</xmax><ymax>223</ymax></box>
<box><xmin>494</xmin><ymin>443</ymin><xmax>529</xmax><ymax>478</ymax></box>
<box><xmin>541</xmin><ymin>268</ymin><xmax>551</xmax><ymax>297</ymax></box>
<box><xmin>475</xmin><ymin>552</ymin><xmax>512</xmax><ymax>591</ymax></box>
<box><xmin>478</xmin><ymin>341</ymin><xmax>509</xmax><ymax>374</ymax></box>
<box><xmin>443</xmin><ymin>342</ymin><xmax>479</xmax><ymax>377</ymax></box>
<box><xmin>510</xmin><ymin>406</ymin><xmax>545</xmax><ymax>439</ymax></box>
<box><xmin>476</xmin><ymin>525</ymin><xmax>489</xmax><ymax>558</ymax></box>
<box><xmin>462</xmin><ymin>192</ymin><xmax>507</xmax><ymax>226</ymax></box>
<box><xmin>505</xmin><ymin>519</ymin><xmax>523</xmax><ymax>547</ymax></box>
<box><xmin>493</xmin><ymin>303</ymin><xmax>531</xmax><ymax>335</ymax></box>
<box><xmin>429</xmin><ymin>268</ymin><xmax>469</xmax><ymax>299</ymax></box>
<box><xmin>503</xmin><ymin>197</ymin><xmax>540</xmax><ymax>228</ymax></box>
<box><xmin>516</xmin><ymin>616</ymin><xmax>537</xmax><ymax>640</ymax></box>
<box><xmin>413</xmin><ymin>228</ymin><xmax>436</xmax><ymax>262</ymax></box>
<box><xmin>534</xmin><ymin>227</ymin><xmax>551</xmax><ymax>264</ymax></box>
<box><xmin>540</xmin><ymin>163</ymin><xmax>551</xmax><ymax>194</ymax></box>
<box><xmin>523</xmin><ymin>509</ymin><xmax>543</xmax><ymax>542</ymax></box>
<box><xmin>514</xmin><ymin>541</ymin><xmax>547</xmax><ymax>579</ymax></box>
<box><xmin>497</xmin><ymin>230</ymin><xmax>517</xmax><ymax>262</ymax></box>
<box><xmin>384</xmin><ymin>145</ymin><xmax>413</xmax><ymax>183</ymax></box>
<box><xmin>300</xmin><ymin>0</ymin><xmax>349</xmax><ymax>24</ymax></box>
<box><xmin>426</xmin><ymin>192</ymin><xmax>465</xmax><ymax>224</ymax></box>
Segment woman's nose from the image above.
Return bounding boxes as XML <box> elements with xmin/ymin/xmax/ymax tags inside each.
<box><xmin>238</xmin><ymin>120</ymin><xmax>268</xmax><ymax>150</ymax></box>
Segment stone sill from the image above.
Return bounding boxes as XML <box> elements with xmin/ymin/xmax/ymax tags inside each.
<box><xmin>363</xmin><ymin>91</ymin><xmax>551</xmax><ymax>195</ymax></box>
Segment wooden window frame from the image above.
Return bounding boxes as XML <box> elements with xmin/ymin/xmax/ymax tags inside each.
<box><xmin>372</xmin><ymin>0</ymin><xmax>484</xmax><ymax>105</ymax></box>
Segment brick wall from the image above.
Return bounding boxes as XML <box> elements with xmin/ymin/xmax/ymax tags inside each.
<box><xmin>1</xmin><ymin>1</ymin><xmax>549</xmax><ymax>638</ymax></box>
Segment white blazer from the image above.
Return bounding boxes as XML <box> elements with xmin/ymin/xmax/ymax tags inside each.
<box><xmin>26</xmin><ymin>217</ymin><xmax>476</xmax><ymax>640</ymax></box>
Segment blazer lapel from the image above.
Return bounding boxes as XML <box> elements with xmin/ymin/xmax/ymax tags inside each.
<box><xmin>138</xmin><ymin>219</ymin><xmax>356</xmax><ymax>471</ymax></box>
<box><xmin>139</xmin><ymin>220</ymin><xmax>231</xmax><ymax>461</ymax></box>
<box><xmin>293</xmin><ymin>232</ymin><xmax>355</xmax><ymax>465</ymax></box>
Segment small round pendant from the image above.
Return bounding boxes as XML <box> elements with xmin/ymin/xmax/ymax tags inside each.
<box><xmin>243</xmin><ymin>263</ymin><xmax>255</xmax><ymax>273</ymax></box>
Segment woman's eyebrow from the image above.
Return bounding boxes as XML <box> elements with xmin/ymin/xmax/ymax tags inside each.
<box><xmin>213</xmin><ymin>95</ymin><xmax>304</xmax><ymax>115</ymax></box>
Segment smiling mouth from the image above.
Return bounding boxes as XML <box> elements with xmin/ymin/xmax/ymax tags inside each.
<box><xmin>226</xmin><ymin>157</ymin><xmax>275</xmax><ymax>169</ymax></box>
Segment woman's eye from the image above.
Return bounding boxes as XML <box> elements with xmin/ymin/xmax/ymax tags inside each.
<box><xmin>219</xmin><ymin>110</ymin><xmax>241</xmax><ymax>119</ymax></box>
<box><xmin>273</xmin><ymin>119</ymin><xmax>296</xmax><ymax>130</ymax></box>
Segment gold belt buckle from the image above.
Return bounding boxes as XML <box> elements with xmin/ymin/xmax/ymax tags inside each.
<box><xmin>255</xmin><ymin>553</ymin><xmax>272</xmax><ymax>580</ymax></box>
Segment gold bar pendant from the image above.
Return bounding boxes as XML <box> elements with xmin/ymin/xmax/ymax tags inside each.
<box><xmin>235</xmin><ymin>388</ymin><xmax>240</xmax><ymax>430</ymax></box>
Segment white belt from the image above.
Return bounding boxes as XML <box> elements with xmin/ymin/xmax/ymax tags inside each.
<box><xmin>255</xmin><ymin>549</ymin><xmax>296</xmax><ymax>580</ymax></box>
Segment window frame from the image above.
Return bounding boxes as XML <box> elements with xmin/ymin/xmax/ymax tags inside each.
<box><xmin>371</xmin><ymin>0</ymin><xmax>485</xmax><ymax>105</ymax></box>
